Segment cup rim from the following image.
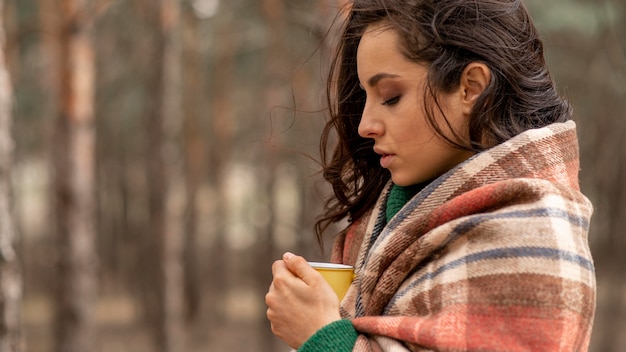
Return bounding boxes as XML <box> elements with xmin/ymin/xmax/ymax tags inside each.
<box><xmin>308</xmin><ymin>262</ymin><xmax>353</xmax><ymax>270</ymax></box>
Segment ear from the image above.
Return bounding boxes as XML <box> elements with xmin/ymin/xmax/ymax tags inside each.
<box><xmin>459</xmin><ymin>62</ymin><xmax>491</xmax><ymax>115</ymax></box>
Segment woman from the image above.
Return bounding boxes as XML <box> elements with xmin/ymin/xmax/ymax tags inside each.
<box><xmin>266</xmin><ymin>0</ymin><xmax>595</xmax><ymax>351</ymax></box>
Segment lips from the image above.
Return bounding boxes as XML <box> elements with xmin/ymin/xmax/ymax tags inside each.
<box><xmin>380</xmin><ymin>153</ymin><xmax>395</xmax><ymax>168</ymax></box>
<box><xmin>373</xmin><ymin>147</ymin><xmax>395</xmax><ymax>168</ymax></box>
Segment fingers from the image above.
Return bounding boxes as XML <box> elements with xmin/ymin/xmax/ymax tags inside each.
<box><xmin>283</xmin><ymin>252</ymin><xmax>296</xmax><ymax>261</ymax></box>
<box><xmin>266</xmin><ymin>252</ymin><xmax>342</xmax><ymax>348</ymax></box>
<box><xmin>268</xmin><ymin>252</ymin><xmax>316</xmax><ymax>295</ymax></box>
<box><xmin>282</xmin><ymin>252</ymin><xmax>318</xmax><ymax>285</ymax></box>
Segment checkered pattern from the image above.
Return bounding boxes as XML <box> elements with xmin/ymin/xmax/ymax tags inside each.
<box><xmin>331</xmin><ymin>121</ymin><xmax>595</xmax><ymax>351</ymax></box>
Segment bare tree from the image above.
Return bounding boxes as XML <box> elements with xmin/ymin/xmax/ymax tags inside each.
<box><xmin>181</xmin><ymin>2</ymin><xmax>205</xmax><ymax>324</ymax></box>
<box><xmin>256</xmin><ymin>1</ymin><xmax>286</xmax><ymax>348</ymax></box>
<box><xmin>157</xmin><ymin>0</ymin><xmax>185</xmax><ymax>350</ymax></box>
<box><xmin>140</xmin><ymin>0</ymin><xmax>185</xmax><ymax>350</ymax></box>
<box><xmin>52</xmin><ymin>0</ymin><xmax>98</xmax><ymax>351</ymax></box>
<box><xmin>205</xmin><ymin>0</ymin><xmax>237</xmax><ymax>326</ymax></box>
<box><xmin>0</xmin><ymin>1</ymin><xmax>21</xmax><ymax>350</ymax></box>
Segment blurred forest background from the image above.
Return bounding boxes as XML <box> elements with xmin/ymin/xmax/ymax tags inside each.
<box><xmin>0</xmin><ymin>0</ymin><xmax>624</xmax><ymax>351</ymax></box>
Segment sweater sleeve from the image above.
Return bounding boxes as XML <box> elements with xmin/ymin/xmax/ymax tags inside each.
<box><xmin>298</xmin><ymin>319</ymin><xmax>358</xmax><ymax>352</ymax></box>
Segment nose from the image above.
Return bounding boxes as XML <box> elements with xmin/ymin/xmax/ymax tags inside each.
<box><xmin>358</xmin><ymin>102</ymin><xmax>383</xmax><ymax>138</ymax></box>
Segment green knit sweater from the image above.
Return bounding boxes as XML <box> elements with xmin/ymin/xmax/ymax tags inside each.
<box><xmin>299</xmin><ymin>184</ymin><xmax>423</xmax><ymax>352</ymax></box>
<box><xmin>385</xmin><ymin>183</ymin><xmax>424</xmax><ymax>223</ymax></box>
<box><xmin>298</xmin><ymin>320</ymin><xmax>358</xmax><ymax>352</ymax></box>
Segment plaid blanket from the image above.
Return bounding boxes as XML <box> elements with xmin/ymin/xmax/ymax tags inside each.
<box><xmin>331</xmin><ymin>121</ymin><xmax>595</xmax><ymax>351</ymax></box>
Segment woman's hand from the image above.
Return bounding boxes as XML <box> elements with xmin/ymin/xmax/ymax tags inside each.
<box><xmin>265</xmin><ymin>252</ymin><xmax>342</xmax><ymax>349</ymax></box>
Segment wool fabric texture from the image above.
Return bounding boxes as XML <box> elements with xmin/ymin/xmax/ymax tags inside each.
<box><xmin>327</xmin><ymin>121</ymin><xmax>595</xmax><ymax>352</ymax></box>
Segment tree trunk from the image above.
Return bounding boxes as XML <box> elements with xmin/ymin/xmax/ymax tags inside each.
<box><xmin>159</xmin><ymin>0</ymin><xmax>185</xmax><ymax>349</ymax></box>
<box><xmin>181</xmin><ymin>4</ymin><xmax>204</xmax><ymax>324</ymax></box>
<box><xmin>0</xmin><ymin>1</ymin><xmax>22</xmax><ymax>350</ymax></box>
<box><xmin>141</xmin><ymin>0</ymin><xmax>185</xmax><ymax>350</ymax></box>
<box><xmin>53</xmin><ymin>0</ymin><xmax>98</xmax><ymax>351</ymax></box>
<box><xmin>257</xmin><ymin>0</ymin><xmax>288</xmax><ymax>349</ymax></box>
<box><xmin>206</xmin><ymin>0</ymin><xmax>237</xmax><ymax>325</ymax></box>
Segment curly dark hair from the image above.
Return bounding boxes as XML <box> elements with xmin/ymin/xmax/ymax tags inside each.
<box><xmin>315</xmin><ymin>0</ymin><xmax>572</xmax><ymax>241</ymax></box>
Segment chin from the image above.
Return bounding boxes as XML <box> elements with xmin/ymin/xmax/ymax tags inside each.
<box><xmin>391</xmin><ymin>173</ymin><xmax>431</xmax><ymax>187</ymax></box>
<box><xmin>390</xmin><ymin>175</ymin><xmax>413</xmax><ymax>187</ymax></box>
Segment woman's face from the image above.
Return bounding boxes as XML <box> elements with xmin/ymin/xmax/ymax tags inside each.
<box><xmin>356</xmin><ymin>24</ymin><xmax>474</xmax><ymax>186</ymax></box>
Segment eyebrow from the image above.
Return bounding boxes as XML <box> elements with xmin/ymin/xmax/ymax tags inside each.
<box><xmin>366</xmin><ymin>72</ymin><xmax>400</xmax><ymax>87</ymax></box>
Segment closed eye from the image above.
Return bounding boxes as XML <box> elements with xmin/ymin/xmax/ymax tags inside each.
<box><xmin>381</xmin><ymin>96</ymin><xmax>400</xmax><ymax>106</ymax></box>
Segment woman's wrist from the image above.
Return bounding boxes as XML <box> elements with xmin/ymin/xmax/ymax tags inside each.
<box><xmin>297</xmin><ymin>319</ymin><xmax>358</xmax><ymax>352</ymax></box>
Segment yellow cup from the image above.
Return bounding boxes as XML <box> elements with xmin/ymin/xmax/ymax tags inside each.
<box><xmin>309</xmin><ymin>262</ymin><xmax>355</xmax><ymax>300</ymax></box>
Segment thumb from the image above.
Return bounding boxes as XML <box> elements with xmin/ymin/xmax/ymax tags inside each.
<box><xmin>283</xmin><ymin>252</ymin><xmax>317</xmax><ymax>285</ymax></box>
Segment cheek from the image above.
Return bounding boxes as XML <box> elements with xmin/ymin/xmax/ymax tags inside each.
<box><xmin>436</xmin><ymin>97</ymin><xmax>469</xmax><ymax>141</ymax></box>
<box><xmin>403</xmin><ymin>98</ymin><xmax>431</xmax><ymax>129</ymax></box>
<box><xmin>395</xmin><ymin>113</ymin><xmax>432</xmax><ymax>145</ymax></box>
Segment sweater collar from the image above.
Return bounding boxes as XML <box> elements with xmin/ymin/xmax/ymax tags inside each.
<box><xmin>385</xmin><ymin>182</ymin><xmax>428</xmax><ymax>223</ymax></box>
